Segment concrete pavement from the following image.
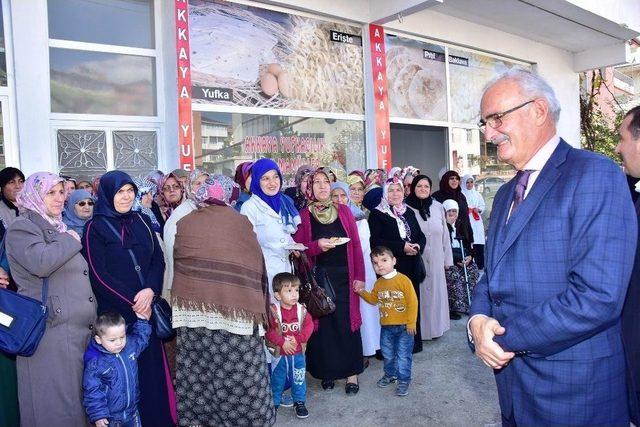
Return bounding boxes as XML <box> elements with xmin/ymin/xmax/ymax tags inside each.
<box><xmin>276</xmin><ymin>317</ymin><xmax>501</xmax><ymax>426</ymax></box>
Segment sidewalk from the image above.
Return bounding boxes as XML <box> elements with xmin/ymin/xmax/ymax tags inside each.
<box><xmin>276</xmin><ymin>317</ymin><xmax>501</xmax><ymax>426</ymax></box>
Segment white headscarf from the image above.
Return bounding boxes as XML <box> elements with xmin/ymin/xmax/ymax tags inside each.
<box><xmin>442</xmin><ymin>199</ymin><xmax>459</xmax><ymax>212</ymax></box>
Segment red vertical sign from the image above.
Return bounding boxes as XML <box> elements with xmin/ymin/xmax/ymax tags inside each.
<box><xmin>175</xmin><ymin>0</ymin><xmax>194</xmax><ymax>171</ymax></box>
<box><xmin>369</xmin><ymin>24</ymin><xmax>392</xmax><ymax>170</ymax></box>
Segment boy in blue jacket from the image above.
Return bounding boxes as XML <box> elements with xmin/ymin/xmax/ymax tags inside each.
<box><xmin>83</xmin><ymin>311</ymin><xmax>151</xmax><ymax>427</ymax></box>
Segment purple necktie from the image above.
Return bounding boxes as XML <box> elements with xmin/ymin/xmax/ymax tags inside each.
<box><xmin>511</xmin><ymin>169</ymin><xmax>534</xmax><ymax>216</ymax></box>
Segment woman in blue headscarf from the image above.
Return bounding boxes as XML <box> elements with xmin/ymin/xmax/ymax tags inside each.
<box><xmin>62</xmin><ymin>189</ymin><xmax>95</xmax><ymax>238</ymax></box>
<box><xmin>240</xmin><ymin>158</ymin><xmax>300</xmax><ymax>298</ymax></box>
<box><xmin>82</xmin><ymin>170</ymin><xmax>176</xmax><ymax>427</ymax></box>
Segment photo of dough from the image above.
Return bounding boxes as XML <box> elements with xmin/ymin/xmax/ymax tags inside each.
<box><xmin>385</xmin><ymin>35</ymin><xmax>447</xmax><ymax>121</ymax></box>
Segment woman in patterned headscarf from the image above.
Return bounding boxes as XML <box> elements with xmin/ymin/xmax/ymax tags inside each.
<box><xmin>233</xmin><ymin>161</ymin><xmax>253</xmax><ymax>212</ymax></box>
<box><xmin>284</xmin><ymin>164</ymin><xmax>314</xmax><ymax>210</ymax></box>
<box><xmin>172</xmin><ymin>175</ymin><xmax>276</xmax><ymax>427</ymax></box>
<box><xmin>5</xmin><ymin>172</ymin><xmax>96</xmax><ymax>427</ymax></box>
<box><xmin>132</xmin><ymin>177</ymin><xmax>162</xmax><ymax>234</ymax></box>
<box><xmin>368</xmin><ymin>177</ymin><xmax>427</xmax><ymax>353</ymax></box>
<box><xmin>162</xmin><ymin>168</ymin><xmax>209</xmax><ymax>299</ymax></box>
<box><xmin>293</xmin><ymin>168</ymin><xmax>365</xmax><ymax>394</ymax></box>
<box><xmin>156</xmin><ymin>172</ymin><xmax>184</xmax><ymax>222</ymax></box>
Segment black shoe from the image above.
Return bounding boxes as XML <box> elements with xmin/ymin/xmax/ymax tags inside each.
<box><xmin>363</xmin><ymin>358</ymin><xmax>370</xmax><ymax>370</ymax></box>
<box><xmin>321</xmin><ymin>380</ymin><xmax>334</xmax><ymax>390</ymax></box>
<box><xmin>294</xmin><ymin>402</ymin><xmax>309</xmax><ymax>419</ymax></box>
<box><xmin>345</xmin><ymin>382</ymin><xmax>359</xmax><ymax>395</ymax></box>
<box><xmin>449</xmin><ymin>311</ymin><xmax>462</xmax><ymax>320</ymax></box>
<box><xmin>375</xmin><ymin>349</ymin><xmax>384</xmax><ymax>361</ymax></box>
<box><xmin>412</xmin><ymin>343</ymin><xmax>423</xmax><ymax>354</ymax></box>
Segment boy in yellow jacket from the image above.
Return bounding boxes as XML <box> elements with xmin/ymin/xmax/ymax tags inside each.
<box><xmin>354</xmin><ymin>246</ymin><xmax>418</xmax><ymax>397</ymax></box>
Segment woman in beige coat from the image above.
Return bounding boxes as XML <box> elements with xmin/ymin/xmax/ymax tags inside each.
<box><xmin>405</xmin><ymin>175</ymin><xmax>453</xmax><ymax>340</ymax></box>
<box><xmin>5</xmin><ymin>172</ymin><xmax>96</xmax><ymax>427</ymax></box>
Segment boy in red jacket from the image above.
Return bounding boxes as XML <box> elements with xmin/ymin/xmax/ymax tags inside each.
<box><xmin>266</xmin><ymin>272</ymin><xmax>314</xmax><ymax>419</ymax></box>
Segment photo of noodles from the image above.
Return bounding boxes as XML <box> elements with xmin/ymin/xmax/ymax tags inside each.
<box><xmin>189</xmin><ymin>0</ymin><xmax>364</xmax><ymax>114</ymax></box>
<box><xmin>385</xmin><ymin>35</ymin><xmax>447</xmax><ymax>121</ymax></box>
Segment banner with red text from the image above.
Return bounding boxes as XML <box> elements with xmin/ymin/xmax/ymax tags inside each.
<box><xmin>176</xmin><ymin>0</ymin><xmax>194</xmax><ymax>170</ymax></box>
<box><xmin>369</xmin><ymin>24</ymin><xmax>392</xmax><ymax>170</ymax></box>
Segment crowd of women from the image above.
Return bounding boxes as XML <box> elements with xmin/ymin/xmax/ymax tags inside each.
<box><xmin>0</xmin><ymin>161</ymin><xmax>486</xmax><ymax>427</ymax></box>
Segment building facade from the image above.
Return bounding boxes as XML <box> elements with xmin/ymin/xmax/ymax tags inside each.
<box><xmin>1</xmin><ymin>0</ymin><xmax>639</xmax><ymax>188</ymax></box>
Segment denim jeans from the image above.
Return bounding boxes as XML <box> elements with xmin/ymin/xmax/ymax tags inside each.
<box><xmin>271</xmin><ymin>353</ymin><xmax>306</xmax><ymax>405</ymax></box>
<box><xmin>109</xmin><ymin>411</ymin><xmax>141</xmax><ymax>427</ymax></box>
<box><xmin>380</xmin><ymin>325</ymin><xmax>413</xmax><ymax>383</ymax></box>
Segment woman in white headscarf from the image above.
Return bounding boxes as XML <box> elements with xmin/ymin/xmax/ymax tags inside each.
<box><xmin>460</xmin><ymin>174</ymin><xmax>486</xmax><ymax>270</ymax></box>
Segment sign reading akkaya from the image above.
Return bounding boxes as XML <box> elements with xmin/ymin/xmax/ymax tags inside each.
<box><xmin>189</xmin><ymin>0</ymin><xmax>364</xmax><ymax>114</ymax></box>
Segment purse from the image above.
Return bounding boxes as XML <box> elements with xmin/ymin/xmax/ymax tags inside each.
<box><xmin>102</xmin><ymin>217</ymin><xmax>175</xmax><ymax>340</ymax></box>
<box><xmin>0</xmin><ymin>278</ymin><xmax>49</xmax><ymax>356</ymax></box>
<box><xmin>292</xmin><ymin>253</ymin><xmax>335</xmax><ymax>318</ymax></box>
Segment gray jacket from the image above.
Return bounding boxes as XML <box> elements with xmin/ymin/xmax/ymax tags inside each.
<box><xmin>5</xmin><ymin>210</ymin><xmax>96</xmax><ymax>427</ymax></box>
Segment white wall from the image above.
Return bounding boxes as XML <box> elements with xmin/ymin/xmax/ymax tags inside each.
<box><xmin>9</xmin><ymin>0</ymin><xmax>53</xmax><ymax>173</ymax></box>
<box><xmin>384</xmin><ymin>9</ymin><xmax>581</xmax><ymax>146</ymax></box>
<box><xmin>565</xmin><ymin>0</ymin><xmax>640</xmax><ymax>34</ymax></box>
<box><xmin>160</xmin><ymin>2</ymin><xmax>179</xmax><ymax>170</ymax></box>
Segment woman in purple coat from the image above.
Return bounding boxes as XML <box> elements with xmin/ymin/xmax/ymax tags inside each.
<box><xmin>82</xmin><ymin>170</ymin><xmax>176</xmax><ymax>427</ymax></box>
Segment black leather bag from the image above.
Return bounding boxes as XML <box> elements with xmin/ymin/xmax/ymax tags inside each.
<box><xmin>292</xmin><ymin>253</ymin><xmax>335</xmax><ymax>318</ymax></box>
<box><xmin>151</xmin><ymin>296</ymin><xmax>175</xmax><ymax>340</ymax></box>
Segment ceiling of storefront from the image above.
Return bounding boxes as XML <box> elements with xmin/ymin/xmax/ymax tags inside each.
<box><xmin>412</xmin><ymin>0</ymin><xmax>639</xmax><ymax>53</ymax></box>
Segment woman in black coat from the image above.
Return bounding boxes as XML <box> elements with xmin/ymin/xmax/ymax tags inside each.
<box><xmin>368</xmin><ymin>178</ymin><xmax>426</xmax><ymax>353</ymax></box>
<box><xmin>82</xmin><ymin>170</ymin><xmax>175</xmax><ymax>427</ymax></box>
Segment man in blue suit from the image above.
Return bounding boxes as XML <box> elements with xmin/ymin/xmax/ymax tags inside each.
<box><xmin>469</xmin><ymin>69</ymin><xmax>637</xmax><ymax>426</ymax></box>
<box><xmin>615</xmin><ymin>104</ymin><xmax>640</xmax><ymax>425</ymax></box>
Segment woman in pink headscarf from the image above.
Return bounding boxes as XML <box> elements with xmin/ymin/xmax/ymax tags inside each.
<box><xmin>4</xmin><ymin>172</ymin><xmax>96</xmax><ymax>427</ymax></box>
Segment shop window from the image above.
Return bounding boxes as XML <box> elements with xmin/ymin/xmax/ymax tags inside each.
<box><xmin>48</xmin><ymin>0</ymin><xmax>158</xmax><ymax>116</ymax></box>
<box><xmin>50</xmin><ymin>48</ymin><xmax>156</xmax><ymax>116</ymax></box>
<box><xmin>385</xmin><ymin>34</ymin><xmax>447</xmax><ymax>122</ymax></box>
<box><xmin>192</xmin><ymin>111</ymin><xmax>365</xmax><ymax>184</ymax></box>
<box><xmin>47</xmin><ymin>0</ymin><xmax>154</xmax><ymax>49</ymax></box>
<box><xmin>449</xmin><ymin>49</ymin><xmax>530</xmax><ymax>125</ymax></box>
<box><xmin>57</xmin><ymin>128</ymin><xmax>158</xmax><ymax>180</ymax></box>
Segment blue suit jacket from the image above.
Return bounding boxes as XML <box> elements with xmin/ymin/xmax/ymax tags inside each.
<box><xmin>470</xmin><ymin>140</ymin><xmax>637</xmax><ymax>425</ymax></box>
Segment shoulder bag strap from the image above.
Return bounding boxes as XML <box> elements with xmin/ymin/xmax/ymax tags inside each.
<box><xmin>102</xmin><ymin>218</ymin><xmax>145</xmax><ymax>287</ymax></box>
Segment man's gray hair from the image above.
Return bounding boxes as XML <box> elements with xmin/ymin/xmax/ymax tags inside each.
<box><xmin>484</xmin><ymin>68</ymin><xmax>561</xmax><ymax>124</ymax></box>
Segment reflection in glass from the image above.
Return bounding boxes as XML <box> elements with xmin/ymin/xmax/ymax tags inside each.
<box><xmin>192</xmin><ymin>111</ymin><xmax>366</xmax><ymax>185</ymax></box>
<box><xmin>450</xmin><ymin>127</ymin><xmax>515</xmax><ymax>225</ymax></box>
<box><xmin>47</xmin><ymin>0</ymin><xmax>154</xmax><ymax>49</ymax></box>
<box><xmin>50</xmin><ymin>48</ymin><xmax>156</xmax><ymax>116</ymax></box>
<box><xmin>449</xmin><ymin>49</ymin><xmax>531</xmax><ymax>125</ymax></box>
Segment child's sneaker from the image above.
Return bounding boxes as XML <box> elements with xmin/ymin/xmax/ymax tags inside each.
<box><xmin>376</xmin><ymin>375</ymin><xmax>397</xmax><ymax>388</ymax></box>
<box><xmin>294</xmin><ymin>402</ymin><xmax>309</xmax><ymax>419</ymax></box>
<box><xmin>280</xmin><ymin>392</ymin><xmax>294</xmax><ymax>407</ymax></box>
<box><xmin>395</xmin><ymin>381</ymin><xmax>410</xmax><ymax>396</ymax></box>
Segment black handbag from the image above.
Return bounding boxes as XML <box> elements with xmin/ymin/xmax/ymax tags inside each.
<box><xmin>292</xmin><ymin>253</ymin><xmax>335</xmax><ymax>318</ymax></box>
<box><xmin>103</xmin><ymin>217</ymin><xmax>175</xmax><ymax>340</ymax></box>
<box><xmin>0</xmin><ymin>278</ymin><xmax>49</xmax><ymax>356</ymax></box>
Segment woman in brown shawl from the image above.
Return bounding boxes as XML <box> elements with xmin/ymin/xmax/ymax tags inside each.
<box><xmin>172</xmin><ymin>175</ymin><xmax>275</xmax><ymax>427</ymax></box>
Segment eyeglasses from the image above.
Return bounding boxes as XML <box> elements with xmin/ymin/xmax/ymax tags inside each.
<box><xmin>77</xmin><ymin>201</ymin><xmax>95</xmax><ymax>207</ymax></box>
<box><xmin>162</xmin><ymin>185</ymin><xmax>181</xmax><ymax>192</ymax></box>
<box><xmin>478</xmin><ymin>99</ymin><xmax>535</xmax><ymax>131</ymax></box>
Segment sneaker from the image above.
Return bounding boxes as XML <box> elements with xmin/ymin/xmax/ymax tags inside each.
<box><xmin>280</xmin><ymin>393</ymin><xmax>294</xmax><ymax>408</ymax></box>
<box><xmin>376</xmin><ymin>375</ymin><xmax>397</xmax><ymax>388</ymax></box>
<box><xmin>396</xmin><ymin>382</ymin><xmax>410</xmax><ymax>397</ymax></box>
<box><xmin>294</xmin><ymin>402</ymin><xmax>309</xmax><ymax>419</ymax></box>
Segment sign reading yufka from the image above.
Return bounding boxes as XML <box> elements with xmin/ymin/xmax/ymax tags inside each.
<box><xmin>189</xmin><ymin>0</ymin><xmax>364</xmax><ymax>114</ymax></box>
